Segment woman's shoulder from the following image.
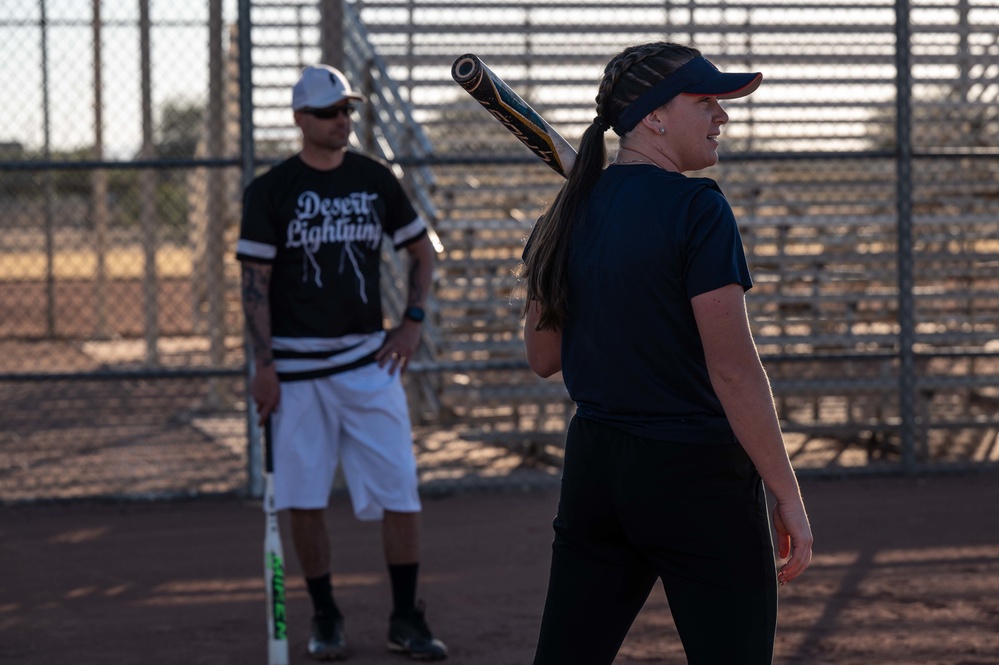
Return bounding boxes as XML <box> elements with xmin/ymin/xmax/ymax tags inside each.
<box><xmin>646</xmin><ymin>172</ymin><xmax>728</xmax><ymax>210</ymax></box>
<box><xmin>682</xmin><ymin>175</ymin><xmax>723</xmax><ymax>194</ymax></box>
<box><xmin>684</xmin><ymin>178</ymin><xmax>739</xmax><ymax>230</ymax></box>
<box><xmin>684</xmin><ymin>176</ymin><xmax>729</xmax><ymax>207</ymax></box>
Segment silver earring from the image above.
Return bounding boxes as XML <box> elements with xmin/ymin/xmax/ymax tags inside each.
<box><xmin>658</xmin><ymin>127</ymin><xmax>665</xmax><ymax>135</ymax></box>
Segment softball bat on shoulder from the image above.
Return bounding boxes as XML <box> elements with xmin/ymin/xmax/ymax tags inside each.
<box><xmin>451</xmin><ymin>53</ymin><xmax>577</xmax><ymax>179</ymax></box>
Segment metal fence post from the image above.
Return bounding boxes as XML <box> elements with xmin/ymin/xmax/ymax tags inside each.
<box><xmin>91</xmin><ymin>0</ymin><xmax>109</xmax><ymax>340</ymax></box>
<box><xmin>321</xmin><ymin>0</ymin><xmax>344</xmax><ymax>70</ymax></box>
<box><xmin>139</xmin><ymin>0</ymin><xmax>159</xmax><ymax>366</ymax></box>
<box><xmin>206</xmin><ymin>0</ymin><xmax>226</xmax><ymax>380</ymax></box>
<box><xmin>238</xmin><ymin>0</ymin><xmax>262</xmax><ymax>499</ymax></box>
<box><xmin>40</xmin><ymin>0</ymin><xmax>55</xmax><ymax>337</ymax></box>
<box><xmin>895</xmin><ymin>0</ymin><xmax>917</xmax><ymax>473</ymax></box>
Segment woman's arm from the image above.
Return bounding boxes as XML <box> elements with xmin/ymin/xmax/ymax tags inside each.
<box><xmin>692</xmin><ymin>283</ymin><xmax>813</xmax><ymax>583</ymax></box>
<box><xmin>524</xmin><ymin>299</ymin><xmax>562</xmax><ymax>378</ymax></box>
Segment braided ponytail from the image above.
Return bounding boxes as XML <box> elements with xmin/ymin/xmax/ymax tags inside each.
<box><xmin>522</xmin><ymin>42</ymin><xmax>701</xmax><ymax>330</ymax></box>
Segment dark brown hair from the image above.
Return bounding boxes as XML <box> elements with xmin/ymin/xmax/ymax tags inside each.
<box><xmin>522</xmin><ymin>42</ymin><xmax>701</xmax><ymax>331</ymax></box>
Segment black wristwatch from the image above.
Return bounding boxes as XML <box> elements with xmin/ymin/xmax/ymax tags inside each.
<box><xmin>403</xmin><ymin>306</ymin><xmax>426</xmax><ymax>323</ymax></box>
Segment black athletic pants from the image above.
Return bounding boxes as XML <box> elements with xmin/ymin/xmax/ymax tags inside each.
<box><xmin>532</xmin><ymin>416</ymin><xmax>778</xmax><ymax>665</ymax></box>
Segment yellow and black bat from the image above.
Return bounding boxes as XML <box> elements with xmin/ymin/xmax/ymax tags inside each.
<box><xmin>451</xmin><ymin>53</ymin><xmax>576</xmax><ymax>179</ymax></box>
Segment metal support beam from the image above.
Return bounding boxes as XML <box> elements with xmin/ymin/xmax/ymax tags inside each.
<box><xmin>895</xmin><ymin>0</ymin><xmax>917</xmax><ymax>473</ymax></box>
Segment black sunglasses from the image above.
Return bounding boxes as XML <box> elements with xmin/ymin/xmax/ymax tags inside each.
<box><xmin>304</xmin><ymin>104</ymin><xmax>355</xmax><ymax>119</ymax></box>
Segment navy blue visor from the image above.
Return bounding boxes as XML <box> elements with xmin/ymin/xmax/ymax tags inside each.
<box><xmin>612</xmin><ymin>56</ymin><xmax>762</xmax><ymax>136</ymax></box>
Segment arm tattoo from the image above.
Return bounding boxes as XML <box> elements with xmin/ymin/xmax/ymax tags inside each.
<box><xmin>241</xmin><ymin>264</ymin><xmax>267</xmax><ymax>306</ymax></box>
<box><xmin>241</xmin><ymin>263</ymin><xmax>273</xmax><ymax>367</ymax></box>
<box><xmin>407</xmin><ymin>255</ymin><xmax>426</xmax><ymax>307</ymax></box>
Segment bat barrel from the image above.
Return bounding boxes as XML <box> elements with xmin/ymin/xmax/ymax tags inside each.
<box><xmin>450</xmin><ymin>52</ymin><xmax>576</xmax><ymax>179</ymax></box>
<box><xmin>451</xmin><ymin>53</ymin><xmax>483</xmax><ymax>87</ymax></box>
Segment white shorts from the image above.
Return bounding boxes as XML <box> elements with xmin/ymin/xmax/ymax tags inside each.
<box><xmin>270</xmin><ymin>362</ymin><xmax>422</xmax><ymax>521</ymax></box>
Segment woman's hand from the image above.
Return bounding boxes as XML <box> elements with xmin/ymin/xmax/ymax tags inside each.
<box><xmin>772</xmin><ymin>500</ymin><xmax>813</xmax><ymax>584</ymax></box>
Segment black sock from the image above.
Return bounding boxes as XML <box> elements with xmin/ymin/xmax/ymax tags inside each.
<box><xmin>306</xmin><ymin>574</ymin><xmax>339</xmax><ymax>618</ymax></box>
<box><xmin>388</xmin><ymin>563</ymin><xmax>419</xmax><ymax>616</ymax></box>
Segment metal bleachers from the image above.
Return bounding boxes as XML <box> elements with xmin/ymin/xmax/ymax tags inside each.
<box><xmin>255</xmin><ymin>0</ymin><xmax>999</xmax><ymax>472</ymax></box>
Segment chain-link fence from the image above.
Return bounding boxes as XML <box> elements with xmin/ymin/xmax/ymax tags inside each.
<box><xmin>0</xmin><ymin>0</ymin><xmax>249</xmax><ymax>501</ymax></box>
<box><xmin>3</xmin><ymin>0</ymin><xmax>998</xmax><ymax>502</ymax></box>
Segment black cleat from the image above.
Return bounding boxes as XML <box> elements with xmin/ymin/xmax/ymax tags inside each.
<box><xmin>387</xmin><ymin>601</ymin><xmax>448</xmax><ymax>661</ymax></box>
<box><xmin>308</xmin><ymin>612</ymin><xmax>347</xmax><ymax>661</ymax></box>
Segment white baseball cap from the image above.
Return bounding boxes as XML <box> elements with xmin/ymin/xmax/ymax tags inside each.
<box><xmin>292</xmin><ymin>65</ymin><xmax>366</xmax><ymax>111</ymax></box>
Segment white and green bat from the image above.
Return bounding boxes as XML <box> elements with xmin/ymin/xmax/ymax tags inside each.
<box><xmin>263</xmin><ymin>420</ymin><xmax>289</xmax><ymax>665</ymax></box>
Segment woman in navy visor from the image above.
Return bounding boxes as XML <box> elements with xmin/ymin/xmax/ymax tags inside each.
<box><xmin>523</xmin><ymin>42</ymin><xmax>813</xmax><ymax>665</ymax></box>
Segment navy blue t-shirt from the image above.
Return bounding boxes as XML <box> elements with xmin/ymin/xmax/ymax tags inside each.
<box><xmin>561</xmin><ymin>164</ymin><xmax>753</xmax><ymax>444</ymax></box>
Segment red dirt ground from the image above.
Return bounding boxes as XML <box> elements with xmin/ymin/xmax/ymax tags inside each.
<box><xmin>2</xmin><ymin>474</ymin><xmax>998</xmax><ymax>665</ymax></box>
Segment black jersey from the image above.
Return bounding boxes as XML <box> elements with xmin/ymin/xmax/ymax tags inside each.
<box><xmin>237</xmin><ymin>152</ymin><xmax>426</xmax><ymax>379</ymax></box>
<box><xmin>562</xmin><ymin>165</ymin><xmax>753</xmax><ymax>444</ymax></box>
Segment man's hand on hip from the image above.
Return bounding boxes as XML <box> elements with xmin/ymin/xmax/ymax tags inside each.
<box><xmin>377</xmin><ymin>320</ymin><xmax>422</xmax><ymax>375</ymax></box>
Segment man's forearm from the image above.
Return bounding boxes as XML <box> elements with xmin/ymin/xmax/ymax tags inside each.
<box><xmin>240</xmin><ymin>262</ymin><xmax>274</xmax><ymax>368</ymax></box>
<box><xmin>405</xmin><ymin>235</ymin><xmax>436</xmax><ymax>309</ymax></box>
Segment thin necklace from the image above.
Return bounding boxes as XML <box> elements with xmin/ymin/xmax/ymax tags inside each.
<box><xmin>612</xmin><ymin>158</ymin><xmax>670</xmax><ymax>171</ymax></box>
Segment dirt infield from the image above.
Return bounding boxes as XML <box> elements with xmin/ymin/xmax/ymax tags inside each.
<box><xmin>2</xmin><ymin>474</ymin><xmax>998</xmax><ymax>665</ymax></box>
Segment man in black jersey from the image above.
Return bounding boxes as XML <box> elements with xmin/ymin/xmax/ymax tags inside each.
<box><xmin>237</xmin><ymin>64</ymin><xmax>446</xmax><ymax>661</ymax></box>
